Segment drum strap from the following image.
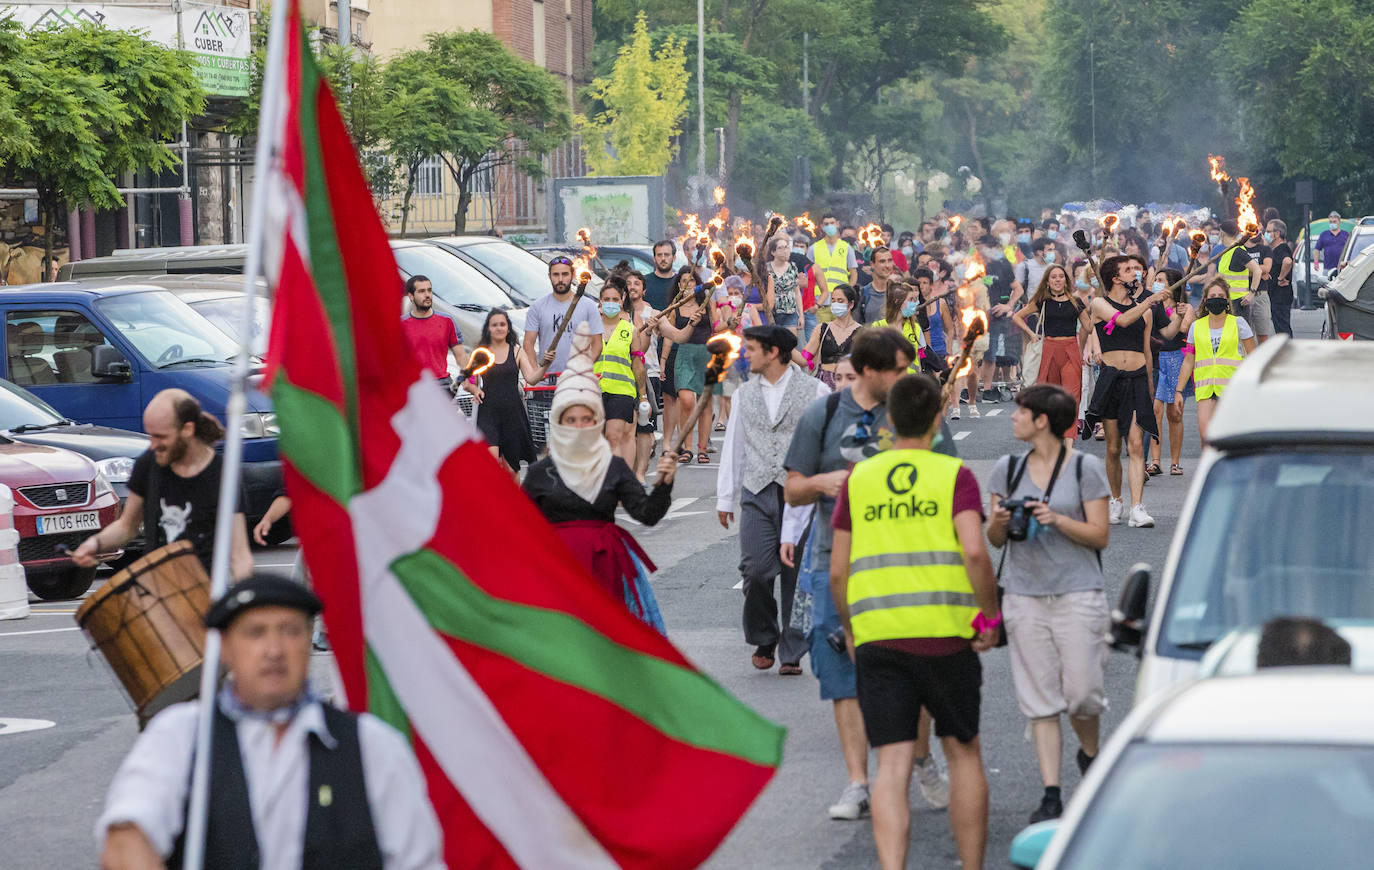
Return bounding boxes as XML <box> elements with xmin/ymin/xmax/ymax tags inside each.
<box><xmin>168</xmin><ymin>704</ymin><xmax>382</xmax><ymax>870</ymax></box>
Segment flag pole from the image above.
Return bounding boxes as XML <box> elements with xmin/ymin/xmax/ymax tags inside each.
<box><xmin>181</xmin><ymin>0</ymin><xmax>291</xmax><ymax>866</ymax></box>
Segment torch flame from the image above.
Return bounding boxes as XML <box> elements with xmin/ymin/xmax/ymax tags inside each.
<box><xmin>1208</xmin><ymin>154</ymin><xmax>1231</xmax><ymax>184</ymax></box>
<box><xmin>708</xmin><ymin>245</ymin><xmax>726</xmax><ymax>268</ymax></box>
<box><xmin>705</xmin><ymin>330</ymin><xmax>743</xmax><ymax>379</ymax></box>
<box><xmin>858</xmin><ymin>223</ymin><xmax>884</xmax><ymax>248</ymax></box>
<box><xmin>734</xmin><ymin>230</ymin><xmax>756</xmax><ymax>260</ymax></box>
<box><xmin>713</xmin><ymin>186</ymin><xmax>726</xmax><ymax>206</ymax></box>
<box><xmin>577</xmin><ymin>226</ymin><xmax>597</xmax><ymax>258</ymax></box>
<box><xmin>1099</xmin><ymin>213</ymin><xmax>1119</xmax><ymax>233</ymax></box>
<box><xmin>962</xmin><ymin>253</ymin><xmax>986</xmax><ymax>283</ymax></box>
<box><xmin>795</xmin><ymin>213</ymin><xmax>817</xmax><ymax>238</ymax></box>
<box><xmin>1173</xmin><ymin>217</ymin><xmax>1188</xmax><ymax>234</ymax></box>
<box><xmin>961</xmin><ymin>306</ymin><xmax>988</xmax><ymax>334</ymax></box>
<box><xmin>1235</xmin><ymin>176</ymin><xmax>1258</xmax><ymax>234</ymax></box>
<box><xmin>707</xmin><ymin>214</ymin><xmax>727</xmax><ymax>234</ymax></box>
<box><xmin>1190</xmin><ymin>230</ymin><xmax>1207</xmax><ymax>248</ymax></box>
<box><xmin>466</xmin><ymin>346</ymin><xmax>495</xmax><ymax>378</ymax></box>
<box><xmin>572</xmin><ymin>256</ymin><xmax>595</xmax><ymax>285</ymax></box>
<box><xmin>949</xmin><ymin>215</ymin><xmax>964</xmax><ymax>234</ymax></box>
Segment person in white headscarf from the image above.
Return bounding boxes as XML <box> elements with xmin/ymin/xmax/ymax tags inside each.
<box><xmin>522</xmin><ymin>325</ymin><xmax>679</xmax><ymax>632</ymax></box>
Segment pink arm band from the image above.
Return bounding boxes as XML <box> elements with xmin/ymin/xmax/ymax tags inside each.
<box><xmin>630</xmin><ymin>350</ymin><xmax>646</xmax><ymax>361</ymax></box>
<box><xmin>1104</xmin><ymin>311</ymin><xmax>1122</xmax><ymax>334</ymax></box>
<box><xmin>1183</xmin><ymin>345</ymin><xmax>1195</xmax><ymax>356</ymax></box>
<box><xmin>800</xmin><ymin>349</ymin><xmax>815</xmax><ymax>365</ymax></box>
<box><xmin>972</xmin><ymin>612</ymin><xmax>1002</xmax><ymax>633</ymax></box>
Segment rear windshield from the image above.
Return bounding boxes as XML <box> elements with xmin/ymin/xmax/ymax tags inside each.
<box><xmin>1162</xmin><ymin>450</ymin><xmax>1374</xmax><ymax>656</ymax></box>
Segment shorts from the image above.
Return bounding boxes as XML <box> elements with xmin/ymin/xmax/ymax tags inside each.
<box><xmin>1003</xmin><ymin>590</ymin><xmax>1109</xmax><ymax>721</ymax></box>
<box><xmin>636</xmin><ymin>377</ymin><xmax>661</xmax><ymax>434</ymax></box>
<box><xmin>1241</xmin><ymin>292</ymin><xmax>1273</xmax><ymax>336</ymax></box>
<box><xmin>855</xmin><ymin>644</ymin><xmax>982</xmax><ymax>746</ymax></box>
<box><xmin>1152</xmin><ymin>348</ymin><xmax>1192</xmax><ymax>402</ymax></box>
<box><xmin>773</xmin><ymin>310</ymin><xmax>799</xmax><ymax>327</ymax></box>
<box><xmin>602</xmin><ymin>392</ymin><xmax>636</xmax><ymax>423</ymax></box>
<box><xmin>983</xmin><ymin>314</ymin><xmax>1018</xmax><ymax>365</ymax></box>
<box><xmin>801</xmin><ymin>558</ymin><xmax>856</xmax><ymax>700</ymax></box>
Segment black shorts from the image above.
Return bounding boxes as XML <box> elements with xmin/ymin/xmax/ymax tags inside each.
<box><xmin>636</xmin><ymin>377</ymin><xmax>661</xmax><ymax>434</ymax></box>
<box><xmin>602</xmin><ymin>392</ymin><xmax>636</xmax><ymax>423</ymax></box>
<box><xmin>855</xmin><ymin>644</ymin><xmax>982</xmax><ymax>746</ymax></box>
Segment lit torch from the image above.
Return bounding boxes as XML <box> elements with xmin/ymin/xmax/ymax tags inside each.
<box><xmin>941</xmin><ymin>306</ymin><xmax>988</xmax><ymax>409</ymax></box>
<box><xmin>1099</xmin><ymin>213</ymin><xmax>1120</xmax><ymax>250</ymax></box>
<box><xmin>858</xmin><ymin>222</ymin><xmax>884</xmax><ymax>250</ymax></box>
<box><xmin>577</xmin><ymin>226</ymin><xmax>606</xmax><ymax>274</ymax></box>
<box><xmin>457</xmin><ymin>345</ymin><xmax>495</xmax><ymax>382</ymax></box>
<box><xmin>713</xmin><ymin>186</ymin><xmax>726</xmax><ymax>206</ymax></box>
<box><xmin>1235</xmin><ymin>176</ymin><xmax>1259</xmax><ymax>235</ymax></box>
<box><xmin>541</xmin><ymin>258</ymin><xmax>596</xmax><ymax>368</ymax></box>
<box><xmin>734</xmin><ymin>229</ymin><xmax>757</xmax><ymax>274</ymax></box>
<box><xmin>1209</xmin><ymin>154</ymin><xmax>1231</xmax><ymax>203</ymax></box>
<box><xmin>670</xmin><ymin>331</ymin><xmax>743</xmax><ymax>456</ymax></box>
<box><xmin>765</xmin><ymin>213</ymin><xmax>785</xmax><ymax>240</ymax></box>
<box><xmin>948</xmin><ymin>215</ymin><xmax>964</xmax><ymax>235</ymax></box>
<box><xmin>795</xmin><ymin>212</ymin><xmax>817</xmax><ymax>238</ymax></box>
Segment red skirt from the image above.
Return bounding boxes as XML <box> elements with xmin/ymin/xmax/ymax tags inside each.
<box><xmin>552</xmin><ymin>520</ymin><xmax>658</xmax><ymax>615</ymax></box>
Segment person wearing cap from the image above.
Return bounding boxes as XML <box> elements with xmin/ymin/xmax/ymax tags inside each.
<box><xmin>96</xmin><ymin>575</ymin><xmax>443</xmax><ymax>870</ymax></box>
<box><xmin>717</xmin><ymin>325</ymin><xmax>829</xmax><ymax>674</ymax></box>
<box><xmin>523</xmin><ymin>325</ymin><xmax>680</xmax><ymax>632</ymax></box>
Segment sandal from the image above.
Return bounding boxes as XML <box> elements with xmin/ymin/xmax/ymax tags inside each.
<box><xmin>1170</xmin><ymin>463</ymin><xmax>1183</xmax><ymax>475</ymax></box>
<box><xmin>1146</xmin><ymin>461</ymin><xmax>1162</xmax><ymax>476</ymax></box>
<box><xmin>677</xmin><ymin>449</ymin><xmax>692</xmax><ymax>463</ymax></box>
<box><xmin>714</xmin><ymin>421</ymin><xmax>727</xmax><ymax>431</ymax></box>
<box><xmin>778</xmin><ymin>662</ymin><xmax>803</xmax><ymax>676</ymax></box>
<box><xmin>697</xmin><ymin>451</ymin><xmax>710</xmax><ymax>464</ymax></box>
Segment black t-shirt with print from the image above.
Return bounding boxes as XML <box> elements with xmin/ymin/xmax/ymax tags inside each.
<box><xmin>129</xmin><ymin>448</ymin><xmax>244</xmax><ymax>569</ymax></box>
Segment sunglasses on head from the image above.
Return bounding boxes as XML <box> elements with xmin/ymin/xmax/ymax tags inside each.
<box><xmin>548</xmin><ymin>256</ymin><xmax>574</xmax><ymax>267</ymax></box>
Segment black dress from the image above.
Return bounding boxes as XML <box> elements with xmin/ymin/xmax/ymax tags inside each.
<box><xmin>475</xmin><ymin>345</ymin><xmax>536</xmax><ymax>468</ymax></box>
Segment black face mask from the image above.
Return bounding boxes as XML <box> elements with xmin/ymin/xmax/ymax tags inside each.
<box><xmin>1205</xmin><ymin>297</ymin><xmax>1230</xmax><ymax>315</ymax></box>
<box><xmin>1124</xmin><ymin>277</ymin><xmax>1141</xmax><ymax>291</ymax></box>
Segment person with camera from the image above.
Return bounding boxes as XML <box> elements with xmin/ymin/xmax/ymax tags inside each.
<box><xmin>987</xmin><ymin>384</ymin><xmax>1111</xmax><ymax>825</ymax></box>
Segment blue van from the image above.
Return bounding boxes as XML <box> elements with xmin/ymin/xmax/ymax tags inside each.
<box><xmin>0</xmin><ymin>282</ymin><xmax>281</xmax><ymax>522</ymax></box>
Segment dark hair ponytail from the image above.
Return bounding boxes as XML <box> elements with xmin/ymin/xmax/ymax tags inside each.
<box><xmin>173</xmin><ymin>395</ymin><xmax>226</xmax><ymax>443</ymax></box>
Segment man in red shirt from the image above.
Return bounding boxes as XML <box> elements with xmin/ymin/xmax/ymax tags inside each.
<box><xmin>401</xmin><ymin>274</ymin><xmax>468</xmax><ymax>388</ymax></box>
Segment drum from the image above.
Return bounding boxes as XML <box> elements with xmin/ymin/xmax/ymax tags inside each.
<box><xmin>75</xmin><ymin>541</ymin><xmax>211</xmax><ymax>725</ymax></box>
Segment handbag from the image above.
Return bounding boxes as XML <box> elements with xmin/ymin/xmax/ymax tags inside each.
<box><xmin>1019</xmin><ymin>302</ymin><xmax>1045</xmax><ymax>387</ymax></box>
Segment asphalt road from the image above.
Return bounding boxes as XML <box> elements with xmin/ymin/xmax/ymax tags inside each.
<box><xmin>0</xmin><ymin>310</ymin><xmax>1324</xmax><ymax>868</ymax></box>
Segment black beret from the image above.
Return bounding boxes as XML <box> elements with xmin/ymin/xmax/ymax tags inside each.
<box><xmin>206</xmin><ymin>573</ymin><xmax>323</xmax><ymax>630</ymax></box>
<box><xmin>743</xmin><ymin>324</ymin><xmax>798</xmax><ymax>357</ymax></box>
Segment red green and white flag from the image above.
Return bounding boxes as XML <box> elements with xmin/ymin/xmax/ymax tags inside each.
<box><xmin>257</xmin><ymin>2</ymin><xmax>784</xmax><ymax>867</ymax></box>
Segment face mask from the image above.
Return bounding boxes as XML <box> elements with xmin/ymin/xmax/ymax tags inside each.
<box><xmin>601</xmin><ymin>302</ymin><xmax>621</xmax><ymax>318</ymax></box>
<box><xmin>1262</xmin><ymin>232</ymin><xmax>1273</xmax><ymax>244</ymax></box>
<box><xmin>901</xmin><ymin>300</ymin><xmax>920</xmax><ymax>318</ymax></box>
<box><xmin>1075</xmin><ymin>279</ymin><xmax>1090</xmax><ymax>291</ymax></box>
<box><xmin>728</xmin><ymin>295</ymin><xmax>743</xmax><ymax>309</ymax></box>
<box><xmin>999</xmin><ymin>232</ymin><xmax>1012</xmax><ymax>246</ymax></box>
<box><xmin>1205</xmin><ymin>297</ymin><xmax>1229</xmax><ymax>315</ymax></box>
<box><xmin>1017</xmin><ymin>232</ymin><xmax>1031</xmax><ymax>244</ymax></box>
<box><xmin>1124</xmin><ymin>276</ymin><xmax>1141</xmax><ymax>290</ymax></box>
<box><xmin>1330</xmin><ymin>223</ymin><xmax>1340</xmax><ymax>232</ymax></box>
<box><xmin>734</xmin><ymin>258</ymin><xmax>746</xmax><ymax>270</ymax></box>
<box><xmin>1152</xmin><ymin>282</ymin><xmax>1166</xmax><ymax>294</ymax></box>
<box><xmin>823</xmin><ymin>224</ymin><xmax>839</xmax><ymax>237</ymax></box>
<box><xmin>901</xmin><ymin>245</ymin><xmax>914</xmax><ymax>257</ymax></box>
<box><xmin>1047</xmin><ymin>229</ymin><xmax>1059</xmax><ymax>240</ymax></box>
<box><xmin>1044</xmin><ymin>250</ymin><xmax>1057</xmax><ymax>264</ymax></box>
<box><xmin>1209</xmin><ymin>233</ymin><xmax>1221</xmax><ymax>245</ymax></box>
<box><xmin>987</xmin><ymin>249</ymin><xmax>1004</xmax><ymax>261</ymax></box>
<box><xmin>829</xmin><ymin>301</ymin><xmax>850</xmax><ymax>318</ymax></box>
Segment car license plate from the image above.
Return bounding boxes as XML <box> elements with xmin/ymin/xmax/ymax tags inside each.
<box><xmin>35</xmin><ymin>511</ymin><xmax>100</xmax><ymax>535</ymax></box>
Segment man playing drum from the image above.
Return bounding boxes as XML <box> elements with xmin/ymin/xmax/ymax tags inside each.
<box><xmin>71</xmin><ymin>389</ymin><xmax>254</xmax><ymax>580</ymax></box>
<box><xmin>96</xmin><ymin>574</ymin><xmax>444</xmax><ymax>869</ymax></box>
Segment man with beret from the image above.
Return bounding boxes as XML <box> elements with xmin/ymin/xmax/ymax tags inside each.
<box><xmin>97</xmin><ymin>575</ymin><xmax>443</xmax><ymax>870</ymax></box>
<box><xmin>716</xmin><ymin>324</ymin><xmax>830</xmax><ymax>674</ymax></box>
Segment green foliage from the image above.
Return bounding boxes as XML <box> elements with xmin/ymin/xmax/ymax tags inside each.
<box><xmin>385</xmin><ymin>30</ymin><xmax>571</xmax><ymax>232</ymax></box>
<box><xmin>731</xmin><ymin>99</ymin><xmax>830</xmax><ymax>210</ymax></box>
<box><xmin>578</xmin><ymin>12</ymin><xmax>689</xmax><ymax>176</ymax></box>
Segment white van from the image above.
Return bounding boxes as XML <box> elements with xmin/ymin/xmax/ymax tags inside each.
<box><xmin>1109</xmin><ymin>337</ymin><xmax>1374</xmax><ymax>702</ymax></box>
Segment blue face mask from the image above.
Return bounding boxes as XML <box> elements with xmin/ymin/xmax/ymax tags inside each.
<box><xmin>1044</xmin><ymin>250</ymin><xmax>1057</xmax><ymax>264</ymax></box>
<box><xmin>901</xmin><ymin>300</ymin><xmax>920</xmax><ymax>318</ymax></box>
<box><xmin>1152</xmin><ymin>282</ymin><xmax>1166</xmax><ymax>294</ymax></box>
<box><xmin>734</xmin><ymin>257</ymin><xmax>746</xmax><ymax>270</ymax></box>
<box><xmin>601</xmin><ymin>302</ymin><xmax>621</xmax><ymax>318</ymax></box>
<box><xmin>823</xmin><ymin>224</ymin><xmax>839</xmax><ymax>237</ymax></box>
<box><xmin>1263</xmin><ymin>232</ymin><xmax>1273</xmax><ymax>243</ymax></box>
<box><xmin>1047</xmin><ymin>229</ymin><xmax>1059</xmax><ymax>240</ymax></box>
<box><xmin>1075</xmin><ymin>279</ymin><xmax>1090</xmax><ymax>291</ymax></box>
<box><xmin>1017</xmin><ymin>232</ymin><xmax>1031</xmax><ymax>244</ymax></box>
<box><xmin>901</xmin><ymin>245</ymin><xmax>914</xmax><ymax>257</ymax></box>
<box><xmin>829</xmin><ymin>301</ymin><xmax>849</xmax><ymax>318</ymax></box>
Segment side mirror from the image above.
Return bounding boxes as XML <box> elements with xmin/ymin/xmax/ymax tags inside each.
<box><xmin>1009</xmin><ymin>820</ymin><xmax>1060</xmax><ymax>869</ymax></box>
<box><xmin>92</xmin><ymin>345</ymin><xmax>132</xmax><ymax>382</ymax></box>
<box><xmin>1110</xmin><ymin>562</ymin><xmax>1152</xmax><ymax>654</ymax></box>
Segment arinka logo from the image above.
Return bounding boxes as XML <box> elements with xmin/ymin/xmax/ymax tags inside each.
<box><xmin>865</xmin><ymin>463</ymin><xmax>939</xmax><ymax>521</ymax></box>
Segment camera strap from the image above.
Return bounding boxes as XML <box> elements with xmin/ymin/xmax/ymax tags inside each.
<box><xmin>998</xmin><ymin>446</ymin><xmax>1069</xmax><ymax>581</ymax></box>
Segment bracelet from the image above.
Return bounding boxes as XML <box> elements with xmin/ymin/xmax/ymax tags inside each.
<box><xmin>972</xmin><ymin>612</ymin><xmax>1002</xmax><ymax>634</ymax></box>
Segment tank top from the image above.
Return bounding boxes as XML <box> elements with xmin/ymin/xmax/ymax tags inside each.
<box><xmin>675</xmin><ymin>308</ymin><xmax>710</xmax><ymax>345</ymax></box>
<box><xmin>819</xmin><ymin>322</ymin><xmax>857</xmax><ymax>364</ymax></box>
<box><xmin>1094</xmin><ymin>295</ymin><xmax>1147</xmax><ymax>353</ymax></box>
<box><xmin>1041</xmin><ymin>296</ymin><xmax>1081</xmax><ymax>338</ymax></box>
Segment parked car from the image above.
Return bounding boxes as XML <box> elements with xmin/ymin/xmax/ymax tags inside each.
<box><xmin>1320</xmin><ymin>243</ymin><xmax>1374</xmax><ymax>340</ymax></box>
<box><xmin>390</xmin><ymin>239</ymin><xmax>527</xmax><ymax>349</ymax></box>
<box><xmin>0</xmin><ymin>440</ymin><xmax>124</xmax><ymax>599</ymax></box>
<box><xmin>526</xmin><ymin>243</ymin><xmax>667</xmax><ymax>279</ymax></box>
<box><xmin>1197</xmin><ymin>619</ymin><xmax>1374</xmax><ymax>677</ymax></box>
<box><xmin>56</xmin><ymin>245</ymin><xmax>249</xmax><ymax>281</ymax></box>
<box><xmin>1338</xmin><ymin>215</ymin><xmax>1374</xmax><ymax>267</ymax></box>
<box><xmin>1108</xmin><ymin>337</ymin><xmax>1374</xmax><ymax>703</ymax></box>
<box><xmin>1010</xmin><ymin>672</ymin><xmax>1374</xmax><ymax>869</ymax></box>
<box><xmin>423</xmin><ymin>235</ymin><xmax>601</xmax><ymax>304</ymax></box>
<box><xmin>92</xmin><ymin>273</ymin><xmax>272</xmax><ymax>356</ymax></box>
<box><xmin>0</xmin><ymin>281</ymin><xmax>282</xmax><ymax>525</ymax></box>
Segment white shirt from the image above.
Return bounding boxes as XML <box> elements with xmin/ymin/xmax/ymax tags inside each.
<box><xmin>96</xmin><ymin>700</ymin><xmax>445</xmax><ymax>870</ymax></box>
<box><xmin>716</xmin><ymin>365</ymin><xmax>831</xmax><ymax>513</ymax></box>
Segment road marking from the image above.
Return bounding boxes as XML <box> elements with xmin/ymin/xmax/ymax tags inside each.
<box><xmin>732</xmin><ymin>579</ymin><xmax>743</xmax><ymax>590</ymax></box>
<box><xmin>986</xmin><ymin>409</ymin><xmax>1002</xmax><ymax>416</ymax></box>
<box><xmin>26</xmin><ymin>611</ymin><xmax>76</xmax><ymax>616</ymax></box>
<box><xmin>0</xmin><ymin>626</ymin><xmax>79</xmax><ymax>638</ymax></box>
<box><xmin>0</xmin><ymin>718</ymin><xmax>55</xmax><ymax>736</ymax></box>
<box><xmin>953</xmin><ymin>431</ymin><xmax>972</xmax><ymax>441</ymax></box>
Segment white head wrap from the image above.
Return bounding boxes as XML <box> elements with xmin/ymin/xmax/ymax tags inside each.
<box><xmin>547</xmin><ymin>324</ymin><xmax>612</xmax><ymax>504</ymax></box>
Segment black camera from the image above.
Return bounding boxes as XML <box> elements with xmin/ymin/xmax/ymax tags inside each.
<box><xmin>1001</xmin><ymin>497</ymin><xmax>1039</xmax><ymax>542</ymax></box>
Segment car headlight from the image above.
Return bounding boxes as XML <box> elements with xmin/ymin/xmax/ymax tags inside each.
<box><xmin>96</xmin><ymin>456</ymin><xmax>136</xmax><ymax>484</ymax></box>
<box><xmin>94</xmin><ymin>470</ymin><xmax>115</xmax><ymax>498</ymax></box>
<box><xmin>240</xmin><ymin>412</ymin><xmax>279</xmax><ymax>438</ymax></box>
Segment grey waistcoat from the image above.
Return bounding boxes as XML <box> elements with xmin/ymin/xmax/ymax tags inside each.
<box><xmin>739</xmin><ymin>367</ymin><xmax>822</xmax><ymax>495</ymax></box>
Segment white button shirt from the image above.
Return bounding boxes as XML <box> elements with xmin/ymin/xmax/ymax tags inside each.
<box><xmin>716</xmin><ymin>365</ymin><xmax>831</xmax><ymax>513</ymax></box>
<box><xmin>96</xmin><ymin>700</ymin><xmax>445</xmax><ymax>870</ymax></box>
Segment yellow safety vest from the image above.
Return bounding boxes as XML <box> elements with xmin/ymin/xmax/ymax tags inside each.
<box><xmin>594</xmin><ymin>320</ymin><xmax>637</xmax><ymax>398</ymax></box>
<box><xmin>1216</xmin><ymin>245</ymin><xmax>1251</xmax><ymax>300</ymax></box>
<box><xmin>812</xmin><ymin>239</ymin><xmax>852</xmax><ymax>298</ymax></box>
<box><xmin>846</xmin><ymin>449</ymin><xmax>976</xmax><ymax>646</ymax></box>
<box><xmin>870</xmin><ymin>317</ymin><xmax>924</xmax><ymax>372</ymax></box>
<box><xmin>1191</xmin><ymin>315</ymin><xmax>1243</xmax><ymax>401</ymax></box>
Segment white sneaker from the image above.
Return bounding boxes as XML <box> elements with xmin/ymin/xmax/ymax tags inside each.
<box><xmin>1109</xmin><ymin>498</ymin><xmax>1124</xmax><ymax>525</ymax></box>
<box><xmin>948</xmin><ymin>406</ymin><xmax>961</xmax><ymax>421</ymax></box>
<box><xmin>828</xmin><ymin>781</ymin><xmax>870</xmax><ymax>820</ymax></box>
<box><xmin>1129</xmin><ymin>504</ymin><xmax>1155</xmax><ymax>528</ymax></box>
<box><xmin>915</xmin><ymin>757</ymin><xmax>950</xmax><ymax>809</ymax></box>
<box><xmin>967</xmin><ymin>405</ymin><xmax>981</xmax><ymax>419</ymax></box>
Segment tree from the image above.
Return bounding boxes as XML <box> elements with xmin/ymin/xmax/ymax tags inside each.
<box><xmin>385</xmin><ymin>31</ymin><xmax>570</xmax><ymax>234</ymax></box>
<box><xmin>0</xmin><ymin>21</ymin><xmax>204</xmax><ymax>270</ymax></box>
<box><xmin>731</xmin><ymin>99</ymin><xmax>830</xmax><ymax>210</ymax></box>
<box><xmin>578</xmin><ymin>11</ymin><xmax>688</xmax><ymax>176</ymax></box>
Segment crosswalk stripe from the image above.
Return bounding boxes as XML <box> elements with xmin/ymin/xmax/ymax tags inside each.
<box><xmin>953</xmin><ymin>431</ymin><xmax>971</xmax><ymax>440</ymax></box>
<box><xmin>986</xmin><ymin>409</ymin><xmax>1002</xmax><ymax>416</ymax></box>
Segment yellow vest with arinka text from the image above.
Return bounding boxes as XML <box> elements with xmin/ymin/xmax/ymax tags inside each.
<box><xmin>595</xmin><ymin>319</ymin><xmax>637</xmax><ymax>398</ymax></box>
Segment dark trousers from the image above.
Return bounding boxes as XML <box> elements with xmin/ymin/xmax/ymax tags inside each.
<box><xmin>739</xmin><ymin>482</ymin><xmax>808</xmax><ymax>664</ymax></box>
